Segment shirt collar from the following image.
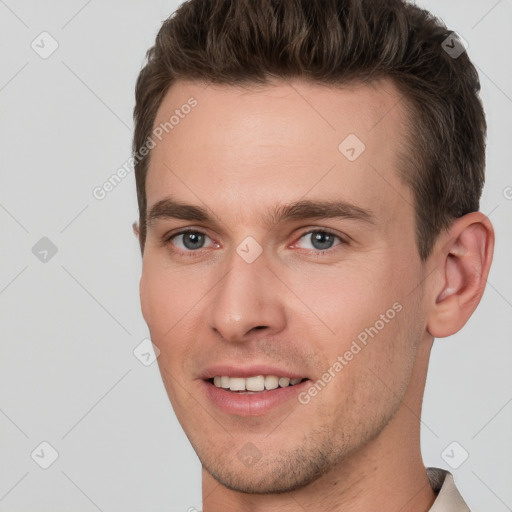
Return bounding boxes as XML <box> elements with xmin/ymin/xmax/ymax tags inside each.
<box><xmin>426</xmin><ymin>467</ymin><xmax>471</xmax><ymax>511</ymax></box>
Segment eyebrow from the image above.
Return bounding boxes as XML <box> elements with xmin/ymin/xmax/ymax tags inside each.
<box><xmin>147</xmin><ymin>197</ymin><xmax>376</xmax><ymax>228</ymax></box>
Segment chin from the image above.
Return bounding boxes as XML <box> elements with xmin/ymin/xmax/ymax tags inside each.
<box><xmin>205</xmin><ymin>464</ymin><xmax>324</xmax><ymax>495</ymax></box>
<box><xmin>197</xmin><ymin>440</ymin><xmax>336</xmax><ymax>495</ymax></box>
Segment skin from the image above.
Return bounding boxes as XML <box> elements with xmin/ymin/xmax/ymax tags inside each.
<box><xmin>137</xmin><ymin>78</ymin><xmax>494</xmax><ymax>511</ymax></box>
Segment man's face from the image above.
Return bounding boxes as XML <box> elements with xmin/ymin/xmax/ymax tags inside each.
<box><xmin>140</xmin><ymin>79</ymin><xmax>431</xmax><ymax>493</ymax></box>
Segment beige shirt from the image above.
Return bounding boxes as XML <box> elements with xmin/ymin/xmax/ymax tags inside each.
<box><xmin>427</xmin><ymin>467</ymin><xmax>471</xmax><ymax>511</ymax></box>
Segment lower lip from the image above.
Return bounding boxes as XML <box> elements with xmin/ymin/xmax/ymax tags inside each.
<box><xmin>201</xmin><ymin>379</ymin><xmax>310</xmax><ymax>416</ymax></box>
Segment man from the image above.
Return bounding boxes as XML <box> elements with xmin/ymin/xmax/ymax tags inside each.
<box><xmin>131</xmin><ymin>0</ymin><xmax>494</xmax><ymax>510</ymax></box>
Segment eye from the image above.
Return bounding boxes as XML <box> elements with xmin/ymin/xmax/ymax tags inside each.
<box><xmin>168</xmin><ymin>230</ymin><xmax>215</xmax><ymax>252</ymax></box>
<box><xmin>296</xmin><ymin>230</ymin><xmax>344</xmax><ymax>251</ymax></box>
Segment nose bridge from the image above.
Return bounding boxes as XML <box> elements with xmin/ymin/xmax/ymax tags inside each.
<box><xmin>208</xmin><ymin>244</ymin><xmax>285</xmax><ymax>342</ymax></box>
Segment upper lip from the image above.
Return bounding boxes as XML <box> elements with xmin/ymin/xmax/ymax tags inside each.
<box><xmin>199</xmin><ymin>364</ymin><xmax>308</xmax><ymax>380</ymax></box>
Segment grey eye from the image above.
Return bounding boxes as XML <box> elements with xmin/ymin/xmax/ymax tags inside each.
<box><xmin>298</xmin><ymin>231</ymin><xmax>341</xmax><ymax>251</ymax></box>
<box><xmin>173</xmin><ymin>231</ymin><xmax>211</xmax><ymax>250</ymax></box>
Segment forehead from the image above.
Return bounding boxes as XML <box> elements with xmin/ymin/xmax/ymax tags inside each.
<box><xmin>145</xmin><ymin>78</ymin><xmax>413</xmax><ymax>227</ymax></box>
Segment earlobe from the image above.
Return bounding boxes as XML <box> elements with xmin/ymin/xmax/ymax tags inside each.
<box><xmin>427</xmin><ymin>212</ymin><xmax>494</xmax><ymax>338</ymax></box>
<box><xmin>132</xmin><ymin>221</ymin><xmax>140</xmax><ymax>239</ymax></box>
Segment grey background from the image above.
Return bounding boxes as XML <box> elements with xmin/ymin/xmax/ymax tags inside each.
<box><xmin>0</xmin><ymin>1</ymin><xmax>510</xmax><ymax>511</ymax></box>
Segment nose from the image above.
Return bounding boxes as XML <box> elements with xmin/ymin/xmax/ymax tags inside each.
<box><xmin>208</xmin><ymin>246</ymin><xmax>287</xmax><ymax>344</ymax></box>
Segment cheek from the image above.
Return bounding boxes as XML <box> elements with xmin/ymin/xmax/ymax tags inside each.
<box><xmin>140</xmin><ymin>271</ymin><xmax>179</xmax><ymax>368</ymax></box>
<box><xmin>140</xmin><ymin>259</ymin><xmax>186</xmax><ymax>336</ymax></box>
<box><xmin>292</xmin><ymin>261</ymin><xmax>400</xmax><ymax>342</ymax></box>
<box><xmin>140</xmin><ymin>266</ymin><xmax>189</xmax><ymax>402</ymax></box>
<box><xmin>305</xmin><ymin>301</ymin><xmax>419</xmax><ymax>436</ymax></box>
<box><xmin>294</xmin><ymin>261</ymin><xmax>417</xmax><ymax>394</ymax></box>
<box><xmin>139</xmin><ymin>259</ymin><xmax>203</xmax><ymax>372</ymax></box>
<box><xmin>139</xmin><ymin>269</ymin><xmax>166</xmax><ymax>334</ymax></box>
<box><xmin>139</xmin><ymin>272</ymin><xmax>152</xmax><ymax>326</ymax></box>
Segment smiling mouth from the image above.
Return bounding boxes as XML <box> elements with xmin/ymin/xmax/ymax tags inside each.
<box><xmin>208</xmin><ymin>375</ymin><xmax>308</xmax><ymax>393</ymax></box>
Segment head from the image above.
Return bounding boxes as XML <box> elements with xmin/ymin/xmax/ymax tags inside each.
<box><xmin>133</xmin><ymin>0</ymin><xmax>493</xmax><ymax>497</ymax></box>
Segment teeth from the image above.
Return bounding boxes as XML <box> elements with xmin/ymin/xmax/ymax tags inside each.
<box><xmin>278</xmin><ymin>377</ymin><xmax>290</xmax><ymax>387</ymax></box>
<box><xmin>229</xmin><ymin>377</ymin><xmax>245</xmax><ymax>391</ymax></box>
<box><xmin>246</xmin><ymin>375</ymin><xmax>265</xmax><ymax>391</ymax></box>
<box><xmin>264</xmin><ymin>375</ymin><xmax>279</xmax><ymax>390</ymax></box>
<box><xmin>212</xmin><ymin>375</ymin><xmax>304</xmax><ymax>391</ymax></box>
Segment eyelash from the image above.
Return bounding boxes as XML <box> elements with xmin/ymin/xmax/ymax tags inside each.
<box><xmin>163</xmin><ymin>228</ymin><xmax>347</xmax><ymax>258</ymax></box>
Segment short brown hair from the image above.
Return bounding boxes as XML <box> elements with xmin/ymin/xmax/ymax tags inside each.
<box><xmin>133</xmin><ymin>0</ymin><xmax>486</xmax><ymax>260</ymax></box>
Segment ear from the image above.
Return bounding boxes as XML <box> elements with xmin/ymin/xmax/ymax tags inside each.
<box><xmin>427</xmin><ymin>212</ymin><xmax>494</xmax><ymax>338</ymax></box>
<box><xmin>132</xmin><ymin>221</ymin><xmax>140</xmax><ymax>239</ymax></box>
